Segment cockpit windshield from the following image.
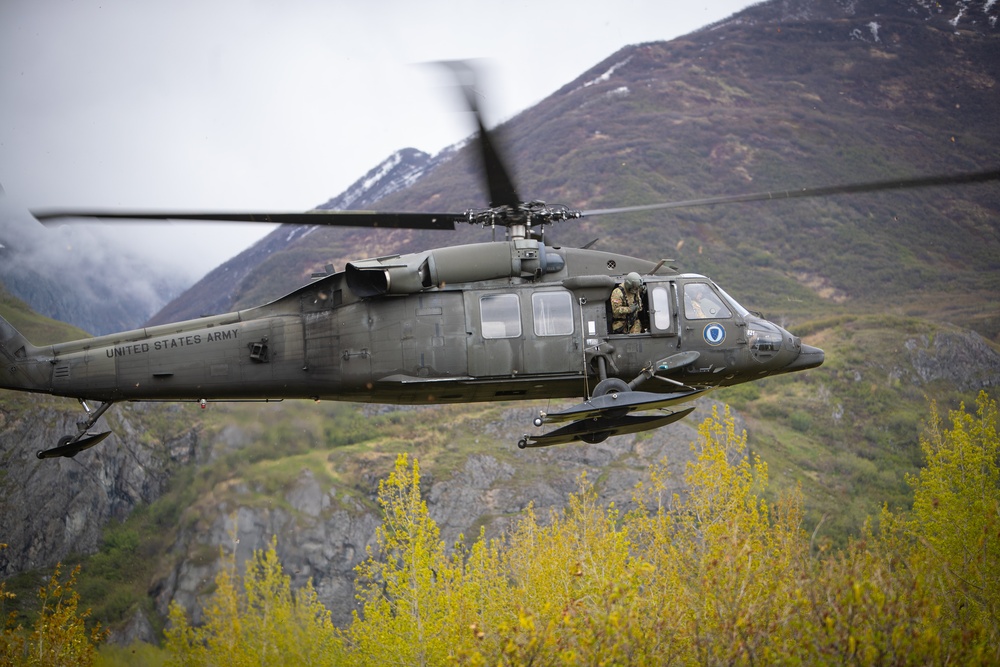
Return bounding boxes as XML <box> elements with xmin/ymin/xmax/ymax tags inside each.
<box><xmin>683</xmin><ymin>282</ymin><xmax>732</xmax><ymax>320</ymax></box>
<box><xmin>714</xmin><ymin>284</ymin><xmax>750</xmax><ymax>318</ymax></box>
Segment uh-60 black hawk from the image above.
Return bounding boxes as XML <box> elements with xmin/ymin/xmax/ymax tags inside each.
<box><xmin>3</xmin><ymin>64</ymin><xmax>999</xmax><ymax>459</ymax></box>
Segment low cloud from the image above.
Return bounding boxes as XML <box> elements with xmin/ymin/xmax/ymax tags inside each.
<box><xmin>0</xmin><ymin>200</ymin><xmax>195</xmax><ymax>335</ymax></box>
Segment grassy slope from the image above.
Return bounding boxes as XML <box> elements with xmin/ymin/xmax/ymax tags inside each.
<box><xmin>0</xmin><ymin>286</ymin><xmax>89</xmax><ymax>413</ymax></box>
<box><xmin>0</xmin><ymin>285</ymin><xmax>89</xmax><ymax>345</ymax></box>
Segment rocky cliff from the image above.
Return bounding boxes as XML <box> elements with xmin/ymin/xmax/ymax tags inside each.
<box><xmin>0</xmin><ymin>397</ymin><xmax>198</xmax><ymax>577</ymax></box>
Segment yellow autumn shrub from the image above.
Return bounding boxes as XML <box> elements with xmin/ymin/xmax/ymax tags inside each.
<box><xmin>164</xmin><ymin>536</ymin><xmax>342</xmax><ymax>667</ymax></box>
<box><xmin>161</xmin><ymin>394</ymin><xmax>1000</xmax><ymax>664</ymax></box>
<box><xmin>1</xmin><ymin>562</ymin><xmax>107</xmax><ymax>667</ymax></box>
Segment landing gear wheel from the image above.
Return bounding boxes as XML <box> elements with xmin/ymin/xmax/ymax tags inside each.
<box><xmin>517</xmin><ymin>436</ymin><xmax>528</xmax><ymax>450</ymax></box>
<box><xmin>591</xmin><ymin>378</ymin><xmax>632</xmax><ymax>420</ymax></box>
<box><xmin>592</xmin><ymin>378</ymin><xmax>630</xmax><ymax>398</ymax></box>
<box><xmin>38</xmin><ymin>436</ymin><xmax>73</xmax><ymax>460</ymax></box>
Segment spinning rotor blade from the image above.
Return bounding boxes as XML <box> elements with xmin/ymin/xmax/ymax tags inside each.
<box><xmin>32</xmin><ymin>209</ymin><xmax>461</xmax><ymax>230</ymax></box>
<box><xmin>581</xmin><ymin>168</ymin><xmax>1000</xmax><ymax>218</ymax></box>
<box><xmin>438</xmin><ymin>60</ymin><xmax>521</xmax><ymax>208</ymax></box>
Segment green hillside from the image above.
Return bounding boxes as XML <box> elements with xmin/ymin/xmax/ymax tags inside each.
<box><xmin>0</xmin><ymin>285</ymin><xmax>89</xmax><ymax>345</ymax></box>
<box><xmin>2</xmin><ymin>309</ymin><xmax>996</xmax><ymax>644</ymax></box>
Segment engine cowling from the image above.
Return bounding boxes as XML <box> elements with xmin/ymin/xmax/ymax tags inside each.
<box><xmin>345</xmin><ymin>240</ymin><xmax>564</xmax><ymax>297</ymax></box>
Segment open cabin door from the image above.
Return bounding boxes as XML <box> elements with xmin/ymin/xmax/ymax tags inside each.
<box><xmin>647</xmin><ymin>282</ymin><xmax>678</xmax><ymax>336</ymax></box>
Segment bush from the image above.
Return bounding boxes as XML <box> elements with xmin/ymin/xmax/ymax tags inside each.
<box><xmin>1</xmin><ymin>561</ymin><xmax>107</xmax><ymax>667</ymax></box>
<box><xmin>164</xmin><ymin>537</ymin><xmax>343</xmax><ymax>667</ymax></box>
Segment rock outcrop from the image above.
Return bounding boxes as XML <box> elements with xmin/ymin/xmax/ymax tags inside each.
<box><xmin>0</xmin><ymin>397</ymin><xmax>197</xmax><ymax>576</ymax></box>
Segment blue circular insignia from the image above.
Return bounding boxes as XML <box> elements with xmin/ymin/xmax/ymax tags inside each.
<box><xmin>703</xmin><ymin>323</ymin><xmax>726</xmax><ymax>346</ymax></box>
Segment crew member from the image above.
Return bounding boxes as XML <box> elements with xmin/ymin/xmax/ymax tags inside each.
<box><xmin>685</xmin><ymin>283</ymin><xmax>715</xmax><ymax>319</ymax></box>
<box><xmin>611</xmin><ymin>272</ymin><xmax>644</xmax><ymax>334</ymax></box>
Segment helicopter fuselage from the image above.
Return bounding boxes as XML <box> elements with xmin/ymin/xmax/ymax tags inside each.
<box><xmin>1</xmin><ymin>239</ymin><xmax>823</xmax><ymax>411</ymax></box>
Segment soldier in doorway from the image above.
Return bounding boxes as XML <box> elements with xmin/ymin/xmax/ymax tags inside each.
<box><xmin>610</xmin><ymin>272</ymin><xmax>644</xmax><ymax>334</ymax></box>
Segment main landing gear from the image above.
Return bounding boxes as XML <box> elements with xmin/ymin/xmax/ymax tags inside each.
<box><xmin>36</xmin><ymin>400</ymin><xmax>115</xmax><ymax>459</ymax></box>
<box><xmin>517</xmin><ymin>351</ymin><xmax>706</xmax><ymax>449</ymax></box>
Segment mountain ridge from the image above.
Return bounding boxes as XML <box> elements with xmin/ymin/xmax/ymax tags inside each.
<box><xmin>147</xmin><ymin>0</ymin><xmax>999</xmax><ymax>340</ymax></box>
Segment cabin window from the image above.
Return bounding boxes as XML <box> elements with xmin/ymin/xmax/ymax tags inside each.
<box><xmin>650</xmin><ymin>285</ymin><xmax>672</xmax><ymax>330</ymax></box>
<box><xmin>480</xmin><ymin>294</ymin><xmax>521</xmax><ymax>339</ymax></box>
<box><xmin>532</xmin><ymin>291</ymin><xmax>574</xmax><ymax>336</ymax></box>
<box><xmin>683</xmin><ymin>282</ymin><xmax>732</xmax><ymax>320</ymax></box>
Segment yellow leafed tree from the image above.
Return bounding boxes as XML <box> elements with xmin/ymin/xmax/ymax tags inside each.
<box><xmin>164</xmin><ymin>536</ymin><xmax>342</xmax><ymax>667</ymax></box>
<box><xmin>0</xmin><ymin>561</ymin><xmax>107</xmax><ymax>667</ymax></box>
<box><xmin>344</xmin><ymin>454</ymin><xmax>480</xmax><ymax>666</ymax></box>
<box><xmin>905</xmin><ymin>391</ymin><xmax>1000</xmax><ymax>638</ymax></box>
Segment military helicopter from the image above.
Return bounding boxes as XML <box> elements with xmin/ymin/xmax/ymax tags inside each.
<box><xmin>3</xmin><ymin>64</ymin><xmax>998</xmax><ymax>458</ymax></box>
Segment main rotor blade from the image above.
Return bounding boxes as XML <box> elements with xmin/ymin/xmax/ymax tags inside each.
<box><xmin>438</xmin><ymin>60</ymin><xmax>521</xmax><ymax>208</ymax></box>
<box><xmin>32</xmin><ymin>209</ymin><xmax>461</xmax><ymax>230</ymax></box>
<box><xmin>582</xmin><ymin>168</ymin><xmax>1000</xmax><ymax>218</ymax></box>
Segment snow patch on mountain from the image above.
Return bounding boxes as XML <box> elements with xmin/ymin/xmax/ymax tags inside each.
<box><xmin>851</xmin><ymin>20</ymin><xmax>881</xmax><ymax>41</ymax></box>
<box><xmin>579</xmin><ymin>57</ymin><xmax>633</xmax><ymax>91</ymax></box>
<box><xmin>318</xmin><ymin>146</ymin><xmax>456</xmax><ymax>212</ymax></box>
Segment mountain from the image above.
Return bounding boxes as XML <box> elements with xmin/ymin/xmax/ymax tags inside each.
<box><xmin>145</xmin><ymin>146</ymin><xmax>457</xmax><ymax>326</ymax></box>
<box><xmin>131</xmin><ymin>0</ymin><xmax>999</xmax><ymax>629</ymax></box>
<box><xmin>149</xmin><ymin>0</ymin><xmax>1000</xmax><ymax>345</ymax></box>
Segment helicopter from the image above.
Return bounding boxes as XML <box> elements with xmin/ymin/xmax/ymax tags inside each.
<box><xmin>3</xmin><ymin>64</ymin><xmax>999</xmax><ymax>458</ymax></box>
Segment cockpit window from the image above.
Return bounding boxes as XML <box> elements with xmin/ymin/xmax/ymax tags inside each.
<box><xmin>683</xmin><ymin>283</ymin><xmax>732</xmax><ymax>320</ymax></box>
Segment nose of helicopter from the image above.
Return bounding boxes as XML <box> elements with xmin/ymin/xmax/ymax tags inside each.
<box><xmin>784</xmin><ymin>343</ymin><xmax>825</xmax><ymax>373</ymax></box>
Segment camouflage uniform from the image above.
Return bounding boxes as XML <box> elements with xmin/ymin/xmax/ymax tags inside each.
<box><xmin>610</xmin><ymin>275</ymin><xmax>643</xmax><ymax>334</ymax></box>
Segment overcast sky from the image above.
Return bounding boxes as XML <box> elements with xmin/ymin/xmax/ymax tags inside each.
<box><xmin>0</xmin><ymin>0</ymin><xmax>759</xmax><ymax>281</ymax></box>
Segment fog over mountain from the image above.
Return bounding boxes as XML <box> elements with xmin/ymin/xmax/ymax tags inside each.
<box><xmin>0</xmin><ymin>202</ymin><xmax>192</xmax><ymax>335</ymax></box>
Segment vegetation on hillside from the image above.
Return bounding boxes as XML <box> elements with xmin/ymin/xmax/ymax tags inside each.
<box><xmin>149</xmin><ymin>393</ymin><xmax>999</xmax><ymax>664</ymax></box>
<box><xmin>3</xmin><ymin>306</ymin><xmax>994</xmax><ymax>646</ymax></box>
<box><xmin>4</xmin><ymin>391</ymin><xmax>995</xmax><ymax>664</ymax></box>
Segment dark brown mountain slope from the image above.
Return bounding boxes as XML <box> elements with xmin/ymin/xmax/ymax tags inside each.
<box><xmin>150</xmin><ymin>0</ymin><xmax>1000</xmax><ymax>343</ymax></box>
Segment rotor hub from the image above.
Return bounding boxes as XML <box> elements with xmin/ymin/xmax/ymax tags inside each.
<box><xmin>463</xmin><ymin>201</ymin><xmax>581</xmax><ymax>239</ymax></box>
